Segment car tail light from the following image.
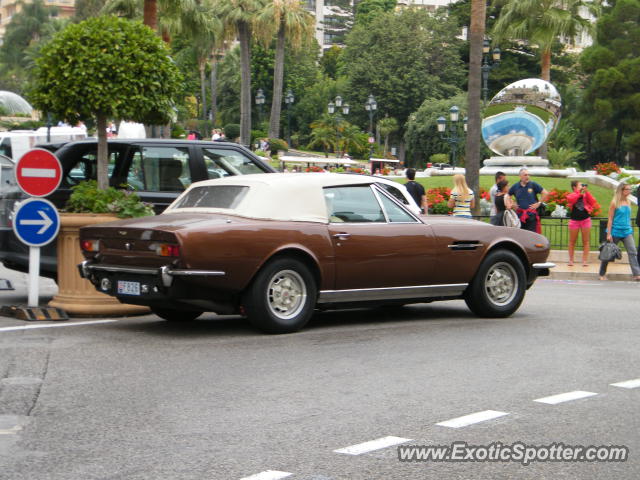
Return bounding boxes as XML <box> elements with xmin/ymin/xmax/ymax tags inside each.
<box><xmin>156</xmin><ymin>243</ymin><xmax>180</xmax><ymax>257</ymax></box>
<box><xmin>81</xmin><ymin>239</ymin><xmax>100</xmax><ymax>252</ymax></box>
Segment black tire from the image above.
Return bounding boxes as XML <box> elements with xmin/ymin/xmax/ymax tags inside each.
<box><xmin>242</xmin><ymin>257</ymin><xmax>317</xmax><ymax>334</ymax></box>
<box><xmin>151</xmin><ymin>307</ymin><xmax>202</xmax><ymax>322</ymax></box>
<box><xmin>464</xmin><ymin>250</ymin><xmax>526</xmax><ymax>318</ymax></box>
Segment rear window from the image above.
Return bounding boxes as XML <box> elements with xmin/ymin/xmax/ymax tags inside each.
<box><xmin>172</xmin><ymin>185</ymin><xmax>249</xmax><ymax>209</ymax></box>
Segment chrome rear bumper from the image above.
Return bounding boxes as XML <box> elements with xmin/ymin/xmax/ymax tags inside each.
<box><xmin>78</xmin><ymin>260</ymin><xmax>225</xmax><ymax>287</ymax></box>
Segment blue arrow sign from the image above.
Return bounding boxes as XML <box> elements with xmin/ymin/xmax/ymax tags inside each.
<box><xmin>13</xmin><ymin>198</ymin><xmax>60</xmax><ymax>247</ymax></box>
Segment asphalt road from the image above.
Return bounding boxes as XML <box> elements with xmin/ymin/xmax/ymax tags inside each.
<box><xmin>0</xmin><ymin>276</ymin><xmax>638</xmax><ymax>480</ymax></box>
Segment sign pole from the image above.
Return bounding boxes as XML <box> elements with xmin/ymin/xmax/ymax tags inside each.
<box><xmin>28</xmin><ymin>246</ymin><xmax>40</xmax><ymax>307</ymax></box>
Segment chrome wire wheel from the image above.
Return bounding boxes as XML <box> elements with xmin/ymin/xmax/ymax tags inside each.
<box><xmin>484</xmin><ymin>261</ymin><xmax>518</xmax><ymax>306</ymax></box>
<box><xmin>266</xmin><ymin>269</ymin><xmax>308</xmax><ymax>320</ymax></box>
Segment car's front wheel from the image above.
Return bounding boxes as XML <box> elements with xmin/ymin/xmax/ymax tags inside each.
<box><xmin>243</xmin><ymin>257</ymin><xmax>317</xmax><ymax>334</ymax></box>
<box><xmin>464</xmin><ymin>250</ymin><xmax>526</xmax><ymax>317</ymax></box>
<box><xmin>151</xmin><ymin>307</ymin><xmax>202</xmax><ymax>322</ymax></box>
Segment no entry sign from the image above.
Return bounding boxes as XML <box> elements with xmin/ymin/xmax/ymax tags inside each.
<box><xmin>15</xmin><ymin>148</ymin><xmax>62</xmax><ymax>197</ymax></box>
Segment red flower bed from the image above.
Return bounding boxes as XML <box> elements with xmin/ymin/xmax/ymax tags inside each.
<box><xmin>546</xmin><ymin>188</ymin><xmax>602</xmax><ymax>217</ymax></box>
<box><xmin>594</xmin><ymin>162</ymin><xmax>621</xmax><ymax>176</ymax></box>
<box><xmin>305</xmin><ymin>166</ymin><xmax>324</xmax><ymax>172</ymax></box>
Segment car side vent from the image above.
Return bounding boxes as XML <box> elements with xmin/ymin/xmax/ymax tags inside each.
<box><xmin>448</xmin><ymin>241</ymin><xmax>483</xmax><ymax>251</ymax></box>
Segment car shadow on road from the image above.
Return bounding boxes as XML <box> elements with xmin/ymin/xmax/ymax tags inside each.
<box><xmin>111</xmin><ymin>300</ymin><xmax>480</xmax><ymax>338</ymax></box>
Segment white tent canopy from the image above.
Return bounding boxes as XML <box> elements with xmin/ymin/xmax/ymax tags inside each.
<box><xmin>279</xmin><ymin>155</ymin><xmax>359</xmax><ymax>166</ymax></box>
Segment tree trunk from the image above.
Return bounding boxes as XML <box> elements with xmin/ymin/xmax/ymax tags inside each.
<box><xmin>541</xmin><ymin>48</ymin><xmax>551</xmax><ymax>82</ymax></box>
<box><xmin>210</xmin><ymin>57</ymin><xmax>218</xmax><ymax>126</ymax></box>
<box><xmin>199</xmin><ymin>58</ymin><xmax>207</xmax><ymax>120</ymax></box>
<box><xmin>465</xmin><ymin>0</ymin><xmax>486</xmax><ymax>215</ymax></box>
<box><xmin>269</xmin><ymin>23</ymin><xmax>286</xmax><ymax>139</ymax></box>
<box><xmin>143</xmin><ymin>0</ymin><xmax>157</xmax><ymax>31</ymax></box>
<box><xmin>615</xmin><ymin>127</ymin><xmax>624</xmax><ymax>165</ymax></box>
<box><xmin>238</xmin><ymin>21</ymin><xmax>252</xmax><ymax>147</ymax></box>
<box><xmin>96</xmin><ymin>115</ymin><xmax>109</xmax><ymax>190</ymax></box>
<box><xmin>383</xmin><ymin>136</ymin><xmax>389</xmax><ymax>156</ymax></box>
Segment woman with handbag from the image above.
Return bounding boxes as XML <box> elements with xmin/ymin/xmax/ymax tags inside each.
<box><xmin>599</xmin><ymin>183</ymin><xmax>640</xmax><ymax>281</ymax></box>
<box><xmin>494</xmin><ymin>180</ymin><xmax>516</xmax><ymax>226</ymax></box>
<box><xmin>567</xmin><ymin>180</ymin><xmax>596</xmax><ymax>266</ymax></box>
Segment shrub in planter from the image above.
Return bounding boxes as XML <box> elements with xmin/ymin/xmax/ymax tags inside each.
<box><xmin>223</xmin><ymin>123</ymin><xmax>240</xmax><ymax>141</ymax></box>
<box><xmin>65</xmin><ymin>180</ymin><xmax>155</xmax><ymax>218</ymax></box>
<box><xmin>268</xmin><ymin>138</ymin><xmax>289</xmax><ymax>155</ymax></box>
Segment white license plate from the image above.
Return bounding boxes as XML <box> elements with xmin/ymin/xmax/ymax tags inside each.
<box><xmin>117</xmin><ymin>280</ymin><xmax>140</xmax><ymax>295</ymax></box>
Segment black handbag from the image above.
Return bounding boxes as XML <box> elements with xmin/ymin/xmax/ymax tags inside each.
<box><xmin>598</xmin><ymin>241</ymin><xmax>622</xmax><ymax>262</ymax></box>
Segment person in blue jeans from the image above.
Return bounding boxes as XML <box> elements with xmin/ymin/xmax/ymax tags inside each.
<box><xmin>600</xmin><ymin>183</ymin><xmax>640</xmax><ymax>281</ymax></box>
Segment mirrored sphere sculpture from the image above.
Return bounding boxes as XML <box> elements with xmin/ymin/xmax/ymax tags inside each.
<box><xmin>481</xmin><ymin>79</ymin><xmax>561</xmax><ymax>156</ymax></box>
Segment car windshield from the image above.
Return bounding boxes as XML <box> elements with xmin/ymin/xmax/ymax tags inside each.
<box><xmin>172</xmin><ymin>185</ymin><xmax>249</xmax><ymax>209</ymax></box>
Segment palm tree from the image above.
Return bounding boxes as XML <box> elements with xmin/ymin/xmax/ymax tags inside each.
<box><xmin>376</xmin><ymin>115</ymin><xmax>398</xmax><ymax>156</ymax></box>
<box><xmin>308</xmin><ymin>125</ymin><xmax>336</xmax><ymax>157</ymax></box>
<box><xmin>165</xmin><ymin>0</ymin><xmax>222</xmax><ymax>120</ymax></box>
<box><xmin>492</xmin><ymin>0</ymin><xmax>601</xmax><ymax>81</ymax></box>
<box><xmin>310</xmin><ymin>114</ymin><xmax>339</xmax><ymax>156</ymax></box>
<box><xmin>216</xmin><ymin>0</ymin><xmax>266</xmax><ymax>147</ymax></box>
<box><xmin>256</xmin><ymin>0</ymin><xmax>314</xmax><ymax>140</ymax></box>
<box><xmin>465</xmin><ymin>0</ymin><xmax>486</xmax><ymax>212</ymax></box>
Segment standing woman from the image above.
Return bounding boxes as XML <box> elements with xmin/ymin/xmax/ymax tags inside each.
<box><xmin>448</xmin><ymin>174</ymin><xmax>475</xmax><ymax>218</ymax></box>
<box><xmin>567</xmin><ymin>180</ymin><xmax>596</xmax><ymax>266</ymax></box>
<box><xmin>494</xmin><ymin>179</ymin><xmax>514</xmax><ymax>225</ymax></box>
<box><xmin>599</xmin><ymin>183</ymin><xmax>640</xmax><ymax>281</ymax></box>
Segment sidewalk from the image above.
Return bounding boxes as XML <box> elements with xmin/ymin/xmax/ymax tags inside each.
<box><xmin>548</xmin><ymin>250</ymin><xmax>639</xmax><ymax>281</ymax></box>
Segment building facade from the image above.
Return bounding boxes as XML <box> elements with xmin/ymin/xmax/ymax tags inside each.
<box><xmin>0</xmin><ymin>0</ymin><xmax>75</xmax><ymax>45</ymax></box>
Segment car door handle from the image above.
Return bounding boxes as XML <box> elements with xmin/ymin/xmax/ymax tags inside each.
<box><xmin>332</xmin><ymin>233</ymin><xmax>351</xmax><ymax>240</ymax></box>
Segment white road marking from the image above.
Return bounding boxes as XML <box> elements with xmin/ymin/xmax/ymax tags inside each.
<box><xmin>436</xmin><ymin>410</ymin><xmax>509</xmax><ymax>428</ymax></box>
<box><xmin>0</xmin><ymin>425</ymin><xmax>22</xmax><ymax>435</ymax></box>
<box><xmin>0</xmin><ymin>320</ymin><xmax>117</xmax><ymax>332</ymax></box>
<box><xmin>611</xmin><ymin>379</ymin><xmax>640</xmax><ymax>389</ymax></box>
<box><xmin>21</xmin><ymin>167</ymin><xmax>56</xmax><ymax>178</ymax></box>
<box><xmin>239</xmin><ymin>471</ymin><xmax>292</xmax><ymax>480</ymax></box>
<box><xmin>534</xmin><ymin>391</ymin><xmax>598</xmax><ymax>405</ymax></box>
<box><xmin>334</xmin><ymin>436</ymin><xmax>412</xmax><ymax>455</ymax></box>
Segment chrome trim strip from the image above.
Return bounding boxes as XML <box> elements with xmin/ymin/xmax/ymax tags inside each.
<box><xmin>448</xmin><ymin>243</ymin><xmax>483</xmax><ymax>249</ymax></box>
<box><xmin>532</xmin><ymin>262</ymin><xmax>556</xmax><ymax>269</ymax></box>
<box><xmin>169</xmin><ymin>269</ymin><xmax>226</xmax><ymax>277</ymax></box>
<box><xmin>317</xmin><ymin>283</ymin><xmax>468</xmax><ymax>303</ymax></box>
<box><xmin>85</xmin><ymin>264</ymin><xmax>159</xmax><ymax>275</ymax></box>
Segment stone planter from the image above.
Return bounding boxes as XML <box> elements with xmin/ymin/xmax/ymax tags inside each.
<box><xmin>48</xmin><ymin>213</ymin><xmax>149</xmax><ymax>316</ymax></box>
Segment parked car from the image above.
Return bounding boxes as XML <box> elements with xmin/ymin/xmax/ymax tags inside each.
<box><xmin>0</xmin><ymin>139</ymin><xmax>276</xmax><ymax>279</ymax></box>
<box><xmin>78</xmin><ymin>173</ymin><xmax>554</xmax><ymax>333</ymax></box>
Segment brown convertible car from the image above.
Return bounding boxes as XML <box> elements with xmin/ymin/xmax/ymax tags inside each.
<box><xmin>78</xmin><ymin>173</ymin><xmax>554</xmax><ymax>333</ymax></box>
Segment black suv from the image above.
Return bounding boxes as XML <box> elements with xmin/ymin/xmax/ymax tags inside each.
<box><xmin>0</xmin><ymin>139</ymin><xmax>275</xmax><ymax>279</ymax></box>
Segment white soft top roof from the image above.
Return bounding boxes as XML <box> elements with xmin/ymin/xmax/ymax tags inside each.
<box><xmin>166</xmin><ymin>172</ymin><xmax>381</xmax><ymax>223</ymax></box>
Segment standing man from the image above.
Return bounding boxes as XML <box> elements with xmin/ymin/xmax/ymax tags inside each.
<box><xmin>405</xmin><ymin>168</ymin><xmax>428</xmax><ymax>215</ymax></box>
<box><xmin>489</xmin><ymin>171</ymin><xmax>506</xmax><ymax>225</ymax></box>
<box><xmin>508</xmin><ymin>168</ymin><xmax>548</xmax><ymax>232</ymax></box>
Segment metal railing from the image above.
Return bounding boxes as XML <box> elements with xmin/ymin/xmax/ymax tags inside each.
<box><xmin>471</xmin><ymin>216</ymin><xmax>640</xmax><ymax>250</ymax></box>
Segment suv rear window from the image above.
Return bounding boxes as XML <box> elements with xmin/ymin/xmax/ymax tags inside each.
<box><xmin>203</xmin><ymin>148</ymin><xmax>266</xmax><ymax>178</ymax></box>
<box><xmin>129</xmin><ymin>146</ymin><xmax>191</xmax><ymax>192</ymax></box>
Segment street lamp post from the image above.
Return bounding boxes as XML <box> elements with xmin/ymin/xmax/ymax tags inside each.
<box><xmin>481</xmin><ymin>38</ymin><xmax>501</xmax><ymax>105</ymax></box>
<box><xmin>364</xmin><ymin>94</ymin><xmax>377</xmax><ymax>160</ymax></box>
<box><xmin>255</xmin><ymin>88</ymin><xmax>265</xmax><ymax>126</ymax></box>
<box><xmin>285</xmin><ymin>89</ymin><xmax>294</xmax><ymax>147</ymax></box>
<box><xmin>436</xmin><ymin>105</ymin><xmax>467</xmax><ymax>167</ymax></box>
<box><xmin>328</xmin><ymin>95</ymin><xmax>349</xmax><ymax>157</ymax></box>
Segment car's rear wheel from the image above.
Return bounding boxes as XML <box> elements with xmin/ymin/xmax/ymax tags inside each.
<box><xmin>464</xmin><ymin>250</ymin><xmax>526</xmax><ymax>317</ymax></box>
<box><xmin>243</xmin><ymin>257</ymin><xmax>317</xmax><ymax>334</ymax></box>
<box><xmin>151</xmin><ymin>307</ymin><xmax>202</xmax><ymax>322</ymax></box>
